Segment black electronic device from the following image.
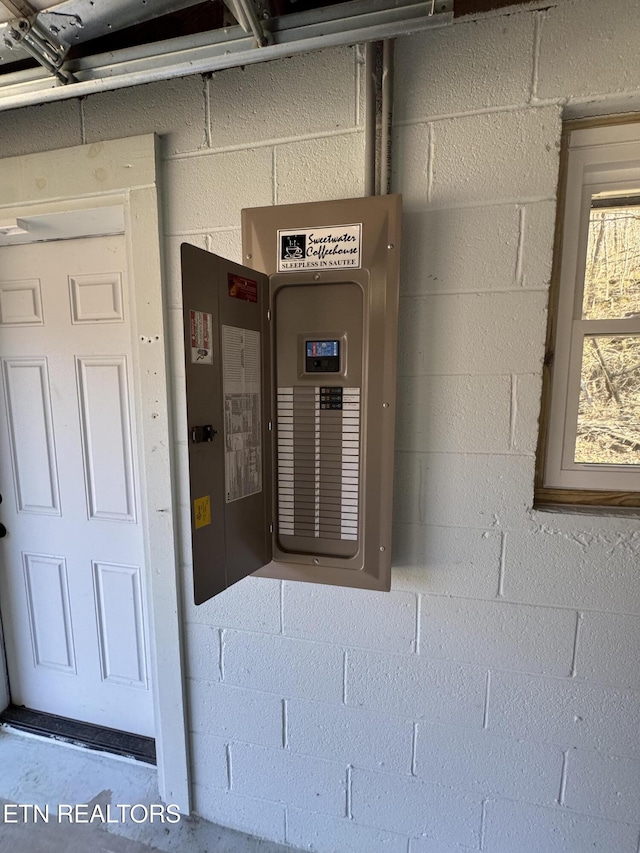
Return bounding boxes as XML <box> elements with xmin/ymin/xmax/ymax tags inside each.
<box><xmin>305</xmin><ymin>339</ymin><xmax>340</xmax><ymax>373</ymax></box>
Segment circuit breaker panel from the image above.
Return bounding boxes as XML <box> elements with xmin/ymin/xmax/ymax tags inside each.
<box><xmin>273</xmin><ymin>284</ymin><xmax>363</xmax><ymax>560</ymax></box>
<box><xmin>182</xmin><ymin>194</ymin><xmax>400</xmax><ymax>603</ymax></box>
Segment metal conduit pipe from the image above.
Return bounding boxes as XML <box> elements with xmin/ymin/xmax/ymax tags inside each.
<box><xmin>363</xmin><ymin>39</ymin><xmax>394</xmax><ymax>196</ymax></box>
<box><xmin>380</xmin><ymin>38</ymin><xmax>394</xmax><ymax>195</ymax></box>
<box><xmin>363</xmin><ymin>40</ymin><xmax>377</xmax><ymax>197</ymax></box>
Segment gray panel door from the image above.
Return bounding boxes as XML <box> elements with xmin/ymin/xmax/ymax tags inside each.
<box><xmin>181</xmin><ymin>244</ymin><xmax>272</xmax><ymax>604</ymax></box>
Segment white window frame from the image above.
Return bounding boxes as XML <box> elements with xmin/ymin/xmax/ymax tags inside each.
<box><xmin>541</xmin><ymin>118</ymin><xmax>640</xmax><ymax>501</ymax></box>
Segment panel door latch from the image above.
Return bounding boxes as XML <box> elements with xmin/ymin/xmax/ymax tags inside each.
<box><xmin>191</xmin><ymin>424</ymin><xmax>217</xmax><ymax>443</ymax></box>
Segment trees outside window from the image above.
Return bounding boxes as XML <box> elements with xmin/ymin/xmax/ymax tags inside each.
<box><xmin>536</xmin><ymin>118</ymin><xmax>640</xmax><ymax>508</ymax></box>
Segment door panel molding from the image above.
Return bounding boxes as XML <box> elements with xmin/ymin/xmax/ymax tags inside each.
<box><xmin>0</xmin><ymin>279</ymin><xmax>44</xmax><ymax>326</ymax></box>
<box><xmin>2</xmin><ymin>357</ymin><xmax>61</xmax><ymax>516</ymax></box>
<box><xmin>93</xmin><ymin>560</ymin><xmax>148</xmax><ymax>689</ymax></box>
<box><xmin>23</xmin><ymin>552</ymin><xmax>76</xmax><ymax>674</ymax></box>
<box><xmin>69</xmin><ymin>272</ymin><xmax>125</xmax><ymax>325</ymax></box>
<box><xmin>76</xmin><ymin>355</ymin><xmax>137</xmax><ymax>523</ymax></box>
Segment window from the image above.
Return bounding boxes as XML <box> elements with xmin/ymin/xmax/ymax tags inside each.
<box><xmin>536</xmin><ymin>118</ymin><xmax>640</xmax><ymax>508</ymax></box>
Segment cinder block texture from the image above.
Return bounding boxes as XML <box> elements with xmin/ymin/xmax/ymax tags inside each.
<box><xmin>163</xmin><ymin>148</ymin><xmax>273</xmax><ymax>233</ymax></box>
<box><xmin>208</xmin><ymin>228</ymin><xmax>242</xmax><ymax>264</ymax></box>
<box><xmin>419</xmin><ymin>597</ymin><xmax>576</xmax><ymax>675</ymax></box>
<box><xmin>287</xmin><ymin>699</ymin><xmax>413</xmax><ymax>773</ymax></box>
<box><xmin>537</xmin><ymin>0</ymin><xmax>640</xmax><ymax>102</ymax></box>
<box><xmin>392</xmin><ymin>123</ymin><xmax>430</xmax><ymax>206</ymax></box>
<box><xmin>183</xmin><ymin>575</ymin><xmax>281</xmax><ymax>635</ymax></box>
<box><xmin>346</xmin><ymin>649</ymin><xmax>486</xmax><ymax>725</ymax></box>
<box><xmin>393</xmin><ymin>451</ymin><xmax>536</xmax><ymax>530</ymax></box>
<box><xmin>0</xmin><ymin>100</ymin><xmax>82</xmax><ymax>157</ymax></box>
<box><xmin>397</xmin><ymin>292</ymin><xmax>547</xmax><ymax>376</ymax></box>
<box><xmin>504</xmin><ymin>529</ymin><xmax>640</xmax><ymax>613</ymax></box>
<box><xmin>414</xmin><ymin>723</ymin><xmax>563</xmax><ymax>804</ymax></box>
<box><xmin>430</xmin><ymin>107</ymin><xmax>562</xmax><ymax>205</ymax></box>
<box><xmin>392</xmin><ymin>524</ymin><xmax>502</xmax><ymax>600</ymax></box>
<box><xmin>483</xmin><ymin>798</ymin><xmax>640</xmax><ymax>853</ymax></box>
<box><xmin>351</xmin><ymin>768</ymin><xmax>482</xmax><ymax>846</ymax></box>
<box><xmin>390</xmin><ymin>452</ymin><xmax>422</xmax><ymax>527</ymax></box>
<box><xmin>190</xmin><ymin>732</ymin><xmax>229</xmax><ymax>791</ymax></box>
<box><xmin>188</xmin><ymin>679</ymin><xmax>283</xmax><ymax>747</ymax></box>
<box><xmin>395</xmin><ymin>15</ymin><xmax>534</xmax><ymax>122</ymax></box>
<box><xmin>395</xmin><ymin>374</ymin><xmax>512</xmax><ymax>453</ymax></box>
<box><xmin>404</xmin><ymin>16</ymin><xmax>535</xmax><ymax>122</ymax></box>
<box><xmin>400</xmin><ymin>205</ymin><xmax>521</xmax><ymax>295</ymax></box>
<box><xmin>83</xmin><ymin>76</ymin><xmax>206</xmax><ymax>155</ymax></box>
<box><xmin>488</xmin><ymin>670</ymin><xmax>640</xmax><ymax>758</ymax></box>
<box><xmin>511</xmin><ymin>373</ymin><xmax>544</xmax><ymax>453</ymax></box>
<box><xmin>283</xmin><ymin>582</ymin><xmax>416</xmax><ymax>653</ymax></box>
<box><xmin>184</xmin><ymin>622</ymin><xmax>221</xmax><ymax>682</ymax></box>
<box><xmin>574</xmin><ymin>611</ymin><xmax>640</xmax><ymax>689</ymax></box>
<box><xmin>275</xmin><ymin>132</ymin><xmax>364</xmax><ymax>204</ymax></box>
<box><xmin>222</xmin><ymin>630</ymin><xmax>344</xmax><ymax>701</ymax></box>
<box><xmin>208</xmin><ymin>47</ymin><xmax>358</xmax><ymax>149</ymax></box>
<box><xmin>230</xmin><ymin>743</ymin><xmax>346</xmax><ymax>815</ymax></box>
<box><xmin>563</xmin><ymin>750</ymin><xmax>640</xmax><ymax>823</ymax></box>
<box><xmin>286</xmin><ymin>808</ymin><xmax>409</xmax><ymax>853</ymax></box>
<box><xmin>520</xmin><ymin>201</ymin><xmax>557</xmax><ymax>289</ymax></box>
<box><xmin>193</xmin><ymin>788</ymin><xmax>285</xmax><ymax>843</ymax></box>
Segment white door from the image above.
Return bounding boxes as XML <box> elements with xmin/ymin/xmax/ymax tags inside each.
<box><xmin>0</xmin><ymin>234</ymin><xmax>153</xmax><ymax>737</ymax></box>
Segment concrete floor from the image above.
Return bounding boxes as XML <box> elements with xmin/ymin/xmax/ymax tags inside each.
<box><xmin>0</xmin><ymin>728</ymin><xmax>297</xmax><ymax>853</ymax></box>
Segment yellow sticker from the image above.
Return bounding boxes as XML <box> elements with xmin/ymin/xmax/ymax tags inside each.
<box><xmin>194</xmin><ymin>495</ymin><xmax>211</xmax><ymax>529</ymax></box>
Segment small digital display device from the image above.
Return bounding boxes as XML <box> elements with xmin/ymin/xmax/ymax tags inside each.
<box><xmin>305</xmin><ymin>340</ymin><xmax>340</xmax><ymax>373</ymax></box>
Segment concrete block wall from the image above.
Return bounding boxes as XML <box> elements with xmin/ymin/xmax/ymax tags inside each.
<box><xmin>1</xmin><ymin>0</ymin><xmax>640</xmax><ymax>850</ymax></box>
<box><xmin>389</xmin><ymin>4</ymin><xmax>640</xmax><ymax>852</ymax></box>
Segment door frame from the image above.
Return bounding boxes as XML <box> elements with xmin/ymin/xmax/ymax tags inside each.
<box><xmin>0</xmin><ymin>135</ymin><xmax>190</xmax><ymax>812</ymax></box>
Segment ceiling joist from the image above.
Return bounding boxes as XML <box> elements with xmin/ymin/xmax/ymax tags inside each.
<box><xmin>0</xmin><ymin>0</ymin><xmax>453</xmax><ymax>112</ymax></box>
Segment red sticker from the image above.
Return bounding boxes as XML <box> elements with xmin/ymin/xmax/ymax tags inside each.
<box><xmin>228</xmin><ymin>273</ymin><xmax>258</xmax><ymax>303</ymax></box>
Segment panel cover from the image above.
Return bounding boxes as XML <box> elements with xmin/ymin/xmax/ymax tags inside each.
<box><xmin>242</xmin><ymin>194</ymin><xmax>401</xmax><ymax>591</ymax></box>
<box><xmin>181</xmin><ymin>243</ymin><xmax>271</xmax><ymax>604</ymax></box>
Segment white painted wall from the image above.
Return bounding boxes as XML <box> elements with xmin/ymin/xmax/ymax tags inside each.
<box><xmin>1</xmin><ymin>0</ymin><xmax>640</xmax><ymax>849</ymax></box>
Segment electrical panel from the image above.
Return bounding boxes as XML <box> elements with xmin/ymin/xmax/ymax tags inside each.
<box><xmin>182</xmin><ymin>194</ymin><xmax>400</xmax><ymax>603</ymax></box>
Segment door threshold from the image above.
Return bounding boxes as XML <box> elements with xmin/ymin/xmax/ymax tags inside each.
<box><xmin>0</xmin><ymin>705</ymin><xmax>156</xmax><ymax>765</ymax></box>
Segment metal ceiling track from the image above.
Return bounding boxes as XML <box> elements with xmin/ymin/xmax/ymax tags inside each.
<box><xmin>0</xmin><ymin>0</ymin><xmax>452</xmax><ymax>112</ymax></box>
<box><xmin>1</xmin><ymin>0</ymin><xmax>72</xmax><ymax>83</ymax></box>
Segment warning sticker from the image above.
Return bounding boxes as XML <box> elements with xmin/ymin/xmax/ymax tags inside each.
<box><xmin>190</xmin><ymin>309</ymin><xmax>213</xmax><ymax>364</ymax></box>
<box><xmin>278</xmin><ymin>224</ymin><xmax>362</xmax><ymax>272</ymax></box>
<box><xmin>194</xmin><ymin>495</ymin><xmax>211</xmax><ymax>529</ymax></box>
<box><xmin>228</xmin><ymin>273</ymin><xmax>258</xmax><ymax>303</ymax></box>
